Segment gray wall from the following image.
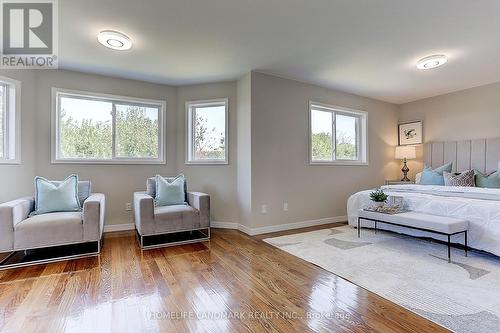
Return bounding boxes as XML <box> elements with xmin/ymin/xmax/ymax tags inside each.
<box><xmin>176</xmin><ymin>82</ymin><xmax>239</xmax><ymax>224</ymax></box>
<box><xmin>249</xmin><ymin>72</ymin><xmax>400</xmax><ymax>228</ymax></box>
<box><xmin>0</xmin><ymin>69</ymin><xmax>402</xmax><ymax>231</ymax></box>
<box><xmin>236</xmin><ymin>73</ymin><xmax>252</xmax><ymax>227</ymax></box>
<box><xmin>0</xmin><ymin>69</ymin><xmax>238</xmax><ymax>226</ymax></box>
<box><xmin>0</xmin><ymin>70</ymin><xmax>37</xmax><ymax>203</ymax></box>
<box><xmin>34</xmin><ymin>70</ymin><xmax>178</xmax><ymax>226</ymax></box>
<box><xmin>399</xmin><ymin>81</ymin><xmax>500</xmax><ymax>178</ymax></box>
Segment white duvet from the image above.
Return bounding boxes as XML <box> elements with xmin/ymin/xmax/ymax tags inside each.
<box><xmin>347</xmin><ymin>185</ymin><xmax>500</xmax><ymax>256</ymax></box>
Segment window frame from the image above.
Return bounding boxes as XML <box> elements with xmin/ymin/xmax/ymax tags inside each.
<box><xmin>309</xmin><ymin>101</ymin><xmax>368</xmax><ymax>166</ymax></box>
<box><xmin>51</xmin><ymin>88</ymin><xmax>166</xmax><ymax>164</ymax></box>
<box><xmin>0</xmin><ymin>76</ymin><xmax>21</xmax><ymax>165</ymax></box>
<box><xmin>185</xmin><ymin>98</ymin><xmax>229</xmax><ymax>165</ymax></box>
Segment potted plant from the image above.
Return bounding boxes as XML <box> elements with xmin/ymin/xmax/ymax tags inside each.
<box><xmin>369</xmin><ymin>189</ymin><xmax>388</xmax><ymax>208</ymax></box>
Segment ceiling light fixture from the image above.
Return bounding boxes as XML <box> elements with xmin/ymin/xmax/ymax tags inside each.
<box><xmin>416</xmin><ymin>55</ymin><xmax>447</xmax><ymax>70</ymax></box>
<box><xmin>97</xmin><ymin>30</ymin><xmax>132</xmax><ymax>50</ymax></box>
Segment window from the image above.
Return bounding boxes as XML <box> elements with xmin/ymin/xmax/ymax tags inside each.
<box><xmin>309</xmin><ymin>102</ymin><xmax>368</xmax><ymax>165</ymax></box>
<box><xmin>53</xmin><ymin>89</ymin><xmax>165</xmax><ymax>164</ymax></box>
<box><xmin>0</xmin><ymin>77</ymin><xmax>20</xmax><ymax>164</ymax></box>
<box><xmin>186</xmin><ymin>98</ymin><xmax>228</xmax><ymax>164</ymax></box>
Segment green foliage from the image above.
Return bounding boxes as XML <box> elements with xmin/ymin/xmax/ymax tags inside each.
<box><xmin>59</xmin><ymin>104</ymin><xmax>225</xmax><ymax>161</ymax></box>
<box><xmin>311</xmin><ymin>131</ymin><xmax>356</xmax><ymax>160</ymax></box>
<box><xmin>59</xmin><ymin>106</ymin><xmax>159</xmax><ymax>159</ymax></box>
<box><xmin>336</xmin><ymin>132</ymin><xmax>356</xmax><ymax>160</ymax></box>
<box><xmin>194</xmin><ymin>115</ymin><xmax>225</xmax><ymax>159</ymax></box>
<box><xmin>115</xmin><ymin>106</ymin><xmax>158</xmax><ymax>158</ymax></box>
<box><xmin>60</xmin><ymin>111</ymin><xmax>112</xmax><ymax>159</ymax></box>
<box><xmin>311</xmin><ymin>132</ymin><xmax>333</xmax><ymax>160</ymax></box>
<box><xmin>369</xmin><ymin>189</ymin><xmax>388</xmax><ymax>203</ymax></box>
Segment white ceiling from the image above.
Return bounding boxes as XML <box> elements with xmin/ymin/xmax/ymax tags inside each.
<box><xmin>60</xmin><ymin>0</ymin><xmax>500</xmax><ymax>104</ymax></box>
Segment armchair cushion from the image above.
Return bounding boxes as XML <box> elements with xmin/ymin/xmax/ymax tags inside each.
<box><xmin>155</xmin><ymin>174</ymin><xmax>186</xmax><ymax>206</ymax></box>
<box><xmin>51</xmin><ymin>179</ymin><xmax>91</xmax><ymax>206</ymax></box>
<box><xmin>146</xmin><ymin>176</ymin><xmax>188</xmax><ymax>202</ymax></box>
<box><xmin>14</xmin><ymin>212</ymin><xmax>83</xmax><ymax>250</ymax></box>
<box><xmin>34</xmin><ymin>175</ymin><xmax>81</xmax><ymax>215</ymax></box>
<box><xmin>154</xmin><ymin>205</ymin><xmax>200</xmax><ymax>233</ymax></box>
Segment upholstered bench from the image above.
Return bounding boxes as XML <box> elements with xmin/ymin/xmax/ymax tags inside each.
<box><xmin>357</xmin><ymin>209</ymin><xmax>468</xmax><ymax>263</ymax></box>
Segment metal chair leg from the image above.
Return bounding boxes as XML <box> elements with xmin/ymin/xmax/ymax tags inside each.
<box><xmin>464</xmin><ymin>231</ymin><xmax>468</xmax><ymax>257</ymax></box>
<box><xmin>447</xmin><ymin>235</ymin><xmax>451</xmax><ymax>263</ymax></box>
<box><xmin>0</xmin><ymin>252</ymin><xmax>15</xmax><ymax>265</ymax></box>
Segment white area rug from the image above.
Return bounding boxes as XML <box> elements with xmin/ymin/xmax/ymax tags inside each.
<box><xmin>264</xmin><ymin>226</ymin><xmax>500</xmax><ymax>333</ymax></box>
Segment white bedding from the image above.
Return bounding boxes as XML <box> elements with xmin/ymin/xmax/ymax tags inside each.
<box><xmin>347</xmin><ymin>185</ymin><xmax>500</xmax><ymax>256</ymax></box>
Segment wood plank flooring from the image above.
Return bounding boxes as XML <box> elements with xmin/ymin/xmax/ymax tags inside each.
<box><xmin>0</xmin><ymin>225</ymin><xmax>449</xmax><ymax>333</ymax></box>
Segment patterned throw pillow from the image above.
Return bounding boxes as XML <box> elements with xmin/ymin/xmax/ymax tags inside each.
<box><xmin>443</xmin><ymin>170</ymin><xmax>475</xmax><ymax>187</ymax></box>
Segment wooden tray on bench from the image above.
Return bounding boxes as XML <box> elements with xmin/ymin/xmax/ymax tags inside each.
<box><xmin>363</xmin><ymin>207</ymin><xmax>410</xmax><ymax>215</ymax></box>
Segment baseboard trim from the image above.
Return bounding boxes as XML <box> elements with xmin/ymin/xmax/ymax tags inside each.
<box><xmin>104</xmin><ymin>216</ymin><xmax>347</xmax><ymax>236</ymax></box>
<box><xmin>250</xmin><ymin>216</ymin><xmax>347</xmax><ymax>235</ymax></box>
<box><xmin>238</xmin><ymin>224</ymin><xmax>254</xmax><ymax>235</ymax></box>
<box><xmin>104</xmin><ymin>223</ymin><xmax>135</xmax><ymax>233</ymax></box>
<box><xmin>211</xmin><ymin>216</ymin><xmax>347</xmax><ymax>236</ymax></box>
<box><xmin>210</xmin><ymin>221</ymin><xmax>239</xmax><ymax>229</ymax></box>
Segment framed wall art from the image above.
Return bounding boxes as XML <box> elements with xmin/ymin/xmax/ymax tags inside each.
<box><xmin>398</xmin><ymin>121</ymin><xmax>423</xmax><ymax>146</ymax></box>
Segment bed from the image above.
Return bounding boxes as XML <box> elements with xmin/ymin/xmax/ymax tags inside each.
<box><xmin>347</xmin><ymin>137</ymin><xmax>500</xmax><ymax>257</ymax></box>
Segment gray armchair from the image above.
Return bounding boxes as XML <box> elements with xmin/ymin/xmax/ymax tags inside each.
<box><xmin>0</xmin><ymin>181</ymin><xmax>105</xmax><ymax>268</ymax></box>
<box><xmin>133</xmin><ymin>177</ymin><xmax>210</xmax><ymax>248</ymax></box>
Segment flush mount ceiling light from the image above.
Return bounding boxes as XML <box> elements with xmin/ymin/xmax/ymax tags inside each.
<box><xmin>416</xmin><ymin>55</ymin><xmax>447</xmax><ymax>70</ymax></box>
<box><xmin>97</xmin><ymin>30</ymin><xmax>132</xmax><ymax>50</ymax></box>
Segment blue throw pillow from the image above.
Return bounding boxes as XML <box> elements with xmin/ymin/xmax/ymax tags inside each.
<box><xmin>419</xmin><ymin>163</ymin><xmax>453</xmax><ymax>185</ymax></box>
<box><xmin>155</xmin><ymin>174</ymin><xmax>186</xmax><ymax>206</ymax></box>
<box><xmin>33</xmin><ymin>174</ymin><xmax>81</xmax><ymax>215</ymax></box>
<box><xmin>475</xmin><ymin>170</ymin><xmax>500</xmax><ymax>188</ymax></box>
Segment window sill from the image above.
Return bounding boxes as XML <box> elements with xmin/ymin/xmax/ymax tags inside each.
<box><xmin>0</xmin><ymin>160</ymin><xmax>21</xmax><ymax>165</ymax></box>
<box><xmin>185</xmin><ymin>160</ymin><xmax>229</xmax><ymax>165</ymax></box>
<box><xmin>52</xmin><ymin>159</ymin><xmax>166</xmax><ymax>165</ymax></box>
<box><xmin>310</xmin><ymin>161</ymin><xmax>369</xmax><ymax>166</ymax></box>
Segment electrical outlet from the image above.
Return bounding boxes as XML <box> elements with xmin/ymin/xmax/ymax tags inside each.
<box><xmin>125</xmin><ymin>203</ymin><xmax>132</xmax><ymax>211</ymax></box>
<box><xmin>261</xmin><ymin>204</ymin><xmax>267</xmax><ymax>214</ymax></box>
<box><xmin>283</xmin><ymin>202</ymin><xmax>288</xmax><ymax>211</ymax></box>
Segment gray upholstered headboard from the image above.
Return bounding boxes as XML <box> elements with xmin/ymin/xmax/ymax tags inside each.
<box><xmin>424</xmin><ymin>138</ymin><xmax>500</xmax><ymax>174</ymax></box>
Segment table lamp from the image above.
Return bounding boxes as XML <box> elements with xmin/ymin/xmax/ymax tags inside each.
<box><xmin>395</xmin><ymin>146</ymin><xmax>416</xmax><ymax>181</ymax></box>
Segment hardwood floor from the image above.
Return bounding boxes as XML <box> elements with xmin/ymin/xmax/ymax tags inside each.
<box><xmin>0</xmin><ymin>225</ymin><xmax>449</xmax><ymax>333</ymax></box>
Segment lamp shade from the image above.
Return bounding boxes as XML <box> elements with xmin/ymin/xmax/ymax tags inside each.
<box><xmin>395</xmin><ymin>146</ymin><xmax>416</xmax><ymax>160</ymax></box>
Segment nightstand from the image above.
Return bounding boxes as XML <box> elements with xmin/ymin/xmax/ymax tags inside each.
<box><xmin>385</xmin><ymin>180</ymin><xmax>415</xmax><ymax>185</ymax></box>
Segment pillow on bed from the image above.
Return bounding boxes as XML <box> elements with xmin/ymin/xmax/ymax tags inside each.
<box><xmin>415</xmin><ymin>172</ymin><xmax>422</xmax><ymax>184</ymax></box>
<box><xmin>475</xmin><ymin>170</ymin><xmax>500</xmax><ymax>188</ymax></box>
<box><xmin>443</xmin><ymin>170</ymin><xmax>475</xmax><ymax>187</ymax></box>
<box><xmin>419</xmin><ymin>163</ymin><xmax>453</xmax><ymax>185</ymax></box>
